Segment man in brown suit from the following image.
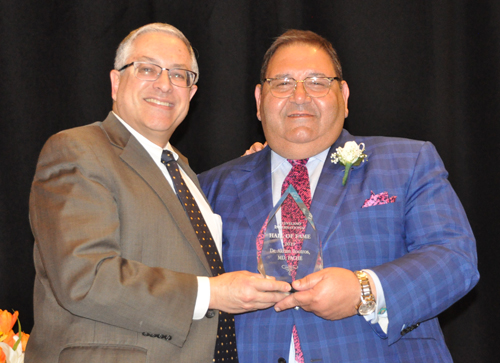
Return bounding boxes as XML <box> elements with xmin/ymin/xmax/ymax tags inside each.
<box><xmin>26</xmin><ymin>23</ymin><xmax>289</xmax><ymax>363</ymax></box>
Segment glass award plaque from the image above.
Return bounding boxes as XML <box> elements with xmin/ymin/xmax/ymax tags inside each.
<box><xmin>258</xmin><ymin>184</ymin><xmax>323</xmax><ymax>285</ymax></box>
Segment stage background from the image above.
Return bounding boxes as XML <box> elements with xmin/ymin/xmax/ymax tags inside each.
<box><xmin>1</xmin><ymin>1</ymin><xmax>498</xmax><ymax>361</ymax></box>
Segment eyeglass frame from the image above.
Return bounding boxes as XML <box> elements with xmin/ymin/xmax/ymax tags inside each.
<box><xmin>263</xmin><ymin>76</ymin><xmax>341</xmax><ymax>98</ymax></box>
<box><xmin>117</xmin><ymin>61</ymin><xmax>198</xmax><ymax>88</ymax></box>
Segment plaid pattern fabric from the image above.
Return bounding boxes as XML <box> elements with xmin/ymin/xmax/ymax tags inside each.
<box><xmin>199</xmin><ymin>129</ymin><xmax>479</xmax><ymax>363</ymax></box>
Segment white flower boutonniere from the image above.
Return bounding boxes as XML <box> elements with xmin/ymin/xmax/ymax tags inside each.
<box><xmin>331</xmin><ymin>141</ymin><xmax>368</xmax><ymax>186</ymax></box>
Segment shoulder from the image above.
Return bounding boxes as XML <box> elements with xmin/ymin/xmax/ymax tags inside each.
<box><xmin>350</xmin><ymin>135</ymin><xmax>441</xmax><ymax>167</ymax></box>
<box><xmin>42</xmin><ymin>122</ymin><xmax>106</xmax><ymax>153</ymax></box>
<box><xmin>333</xmin><ymin>129</ymin><xmax>432</xmax><ymax>157</ymax></box>
<box><xmin>356</xmin><ymin>135</ymin><xmax>427</xmax><ymax>153</ymax></box>
<box><xmin>199</xmin><ymin>147</ymin><xmax>269</xmax><ymax>184</ymax></box>
<box><xmin>35</xmin><ymin>121</ymin><xmax>116</xmax><ymax>179</ymax></box>
<box><xmin>333</xmin><ymin>132</ymin><xmax>447</xmax><ymax>191</ymax></box>
<box><xmin>41</xmin><ymin>113</ymin><xmax>131</xmax><ymax>156</ymax></box>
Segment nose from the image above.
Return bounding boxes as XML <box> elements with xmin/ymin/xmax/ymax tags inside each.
<box><xmin>289</xmin><ymin>80</ymin><xmax>311</xmax><ymax>104</ymax></box>
<box><xmin>153</xmin><ymin>70</ymin><xmax>173</xmax><ymax>93</ymax></box>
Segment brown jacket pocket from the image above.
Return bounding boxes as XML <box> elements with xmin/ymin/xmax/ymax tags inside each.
<box><xmin>59</xmin><ymin>344</ymin><xmax>147</xmax><ymax>363</ymax></box>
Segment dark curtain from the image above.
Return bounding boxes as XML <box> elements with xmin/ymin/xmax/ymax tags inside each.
<box><xmin>1</xmin><ymin>1</ymin><xmax>498</xmax><ymax>361</ymax></box>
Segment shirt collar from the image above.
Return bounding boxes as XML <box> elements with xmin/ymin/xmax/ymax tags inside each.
<box><xmin>270</xmin><ymin>146</ymin><xmax>330</xmax><ymax>172</ymax></box>
<box><xmin>112</xmin><ymin>111</ymin><xmax>178</xmax><ymax>160</ymax></box>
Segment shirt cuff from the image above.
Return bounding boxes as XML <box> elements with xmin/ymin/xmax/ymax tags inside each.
<box><xmin>193</xmin><ymin>276</ymin><xmax>210</xmax><ymax>320</ymax></box>
<box><xmin>362</xmin><ymin>269</ymin><xmax>388</xmax><ymax>333</ymax></box>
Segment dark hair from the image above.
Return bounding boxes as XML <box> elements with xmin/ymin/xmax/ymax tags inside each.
<box><xmin>260</xmin><ymin>30</ymin><xmax>343</xmax><ymax>83</ymax></box>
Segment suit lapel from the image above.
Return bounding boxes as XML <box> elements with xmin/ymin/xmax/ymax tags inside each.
<box><xmin>233</xmin><ymin>148</ymin><xmax>273</xmax><ymax>237</ymax></box>
<box><xmin>231</xmin><ymin>132</ymin><xmax>367</xmax><ymax>243</ymax></box>
<box><xmin>311</xmin><ymin>130</ymin><xmax>368</xmax><ymax>242</ymax></box>
<box><xmin>101</xmin><ymin>113</ymin><xmax>211</xmax><ymax>274</ymax></box>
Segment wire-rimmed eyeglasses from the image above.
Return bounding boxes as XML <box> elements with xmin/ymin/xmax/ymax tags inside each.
<box><xmin>264</xmin><ymin>76</ymin><xmax>340</xmax><ymax>98</ymax></box>
<box><xmin>118</xmin><ymin>62</ymin><xmax>197</xmax><ymax>88</ymax></box>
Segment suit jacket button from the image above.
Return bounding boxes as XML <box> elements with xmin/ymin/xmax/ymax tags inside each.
<box><xmin>278</xmin><ymin>358</ymin><xmax>287</xmax><ymax>363</ymax></box>
<box><xmin>206</xmin><ymin>309</ymin><xmax>216</xmax><ymax>318</ymax></box>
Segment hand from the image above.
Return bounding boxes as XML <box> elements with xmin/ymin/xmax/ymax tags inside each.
<box><xmin>242</xmin><ymin>141</ymin><xmax>267</xmax><ymax>156</ymax></box>
<box><xmin>273</xmin><ymin>267</ymin><xmax>369</xmax><ymax>321</ymax></box>
<box><xmin>209</xmin><ymin>270</ymin><xmax>291</xmax><ymax>314</ymax></box>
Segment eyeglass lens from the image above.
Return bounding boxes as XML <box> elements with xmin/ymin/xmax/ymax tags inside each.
<box><xmin>269</xmin><ymin>77</ymin><xmax>332</xmax><ymax>98</ymax></box>
<box><xmin>135</xmin><ymin>63</ymin><xmax>195</xmax><ymax>87</ymax></box>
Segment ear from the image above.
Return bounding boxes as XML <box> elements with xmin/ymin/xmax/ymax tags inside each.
<box><xmin>189</xmin><ymin>85</ymin><xmax>198</xmax><ymax>100</ymax></box>
<box><xmin>110</xmin><ymin>70</ymin><xmax>121</xmax><ymax>102</ymax></box>
<box><xmin>255</xmin><ymin>84</ymin><xmax>262</xmax><ymax>121</ymax></box>
<box><xmin>340</xmin><ymin>80</ymin><xmax>350</xmax><ymax>118</ymax></box>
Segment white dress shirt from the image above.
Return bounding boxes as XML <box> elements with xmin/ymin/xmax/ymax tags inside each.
<box><xmin>114</xmin><ymin>112</ymin><xmax>220</xmax><ymax>320</ymax></box>
<box><xmin>269</xmin><ymin>148</ymin><xmax>388</xmax><ymax>363</ymax></box>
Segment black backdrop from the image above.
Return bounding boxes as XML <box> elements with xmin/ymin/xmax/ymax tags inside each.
<box><xmin>1</xmin><ymin>1</ymin><xmax>498</xmax><ymax>361</ymax></box>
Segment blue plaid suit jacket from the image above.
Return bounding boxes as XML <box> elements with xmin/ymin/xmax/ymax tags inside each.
<box><xmin>199</xmin><ymin>130</ymin><xmax>479</xmax><ymax>363</ymax></box>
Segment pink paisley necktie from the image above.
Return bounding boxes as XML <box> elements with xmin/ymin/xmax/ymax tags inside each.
<box><xmin>281</xmin><ymin>159</ymin><xmax>310</xmax><ymax>363</ymax></box>
<box><xmin>281</xmin><ymin>159</ymin><xmax>312</xmax><ymax>281</ymax></box>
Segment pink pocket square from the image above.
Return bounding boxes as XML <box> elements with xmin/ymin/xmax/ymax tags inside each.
<box><xmin>362</xmin><ymin>191</ymin><xmax>397</xmax><ymax>208</ymax></box>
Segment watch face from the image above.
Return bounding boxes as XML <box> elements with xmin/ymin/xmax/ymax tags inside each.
<box><xmin>358</xmin><ymin>300</ymin><xmax>376</xmax><ymax>316</ymax></box>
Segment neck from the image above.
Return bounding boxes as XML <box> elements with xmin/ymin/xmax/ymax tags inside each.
<box><xmin>270</xmin><ymin>142</ymin><xmax>328</xmax><ymax>159</ymax></box>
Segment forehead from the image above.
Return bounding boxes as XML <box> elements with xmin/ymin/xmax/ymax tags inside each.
<box><xmin>267</xmin><ymin>43</ymin><xmax>336</xmax><ymax>78</ymax></box>
<box><xmin>128</xmin><ymin>32</ymin><xmax>191</xmax><ymax>66</ymax></box>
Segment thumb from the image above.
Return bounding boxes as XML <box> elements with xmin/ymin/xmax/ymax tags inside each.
<box><xmin>292</xmin><ymin>275</ymin><xmax>315</xmax><ymax>291</ymax></box>
<box><xmin>292</xmin><ymin>269</ymin><xmax>327</xmax><ymax>290</ymax></box>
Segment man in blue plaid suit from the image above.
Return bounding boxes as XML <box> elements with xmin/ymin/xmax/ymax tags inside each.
<box><xmin>199</xmin><ymin>30</ymin><xmax>479</xmax><ymax>363</ymax></box>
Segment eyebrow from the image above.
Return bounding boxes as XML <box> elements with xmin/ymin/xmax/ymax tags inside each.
<box><xmin>270</xmin><ymin>72</ymin><xmax>329</xmax><ymax>79</ymax></box>
<box><xmin>135</xmin><ymin>56</ymin><xmax>190</xmax><ymax>69</ymax></box>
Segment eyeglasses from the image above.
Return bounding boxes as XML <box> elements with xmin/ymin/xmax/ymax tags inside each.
<box><xmin>264</xmin><ymin>76</ymin><xmax>340</xmax><ymax>98</ymax></box>
<box><xmin>118</xmin><ymin>62</ymin><xmax>197</xmax><ymax>88</ymax></box>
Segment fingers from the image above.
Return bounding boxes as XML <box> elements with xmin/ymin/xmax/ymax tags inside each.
<box><xmin>253</xmin><ymin>141</ymin><xmax>267</xmax><ymax>152</ymax></box>
<box><xmin>274</xmin><ymin>291</ymin><xmax>306</xmax><ymax>312</ymax></box>
<box><xmin>242</xmin><ymin>141</ymin><xmax>267</xmax><ymax>156</ymax></box>
<box><xmin>275</xmin><ymin>268</ymin><xmax>361</xmax><ymax>320</ymax></box>
<box><xmin>241</xmin><ymin>273</ymin><xmax>291</xmax><ymax>307</ymax></box>
<box><xmin>209</xmin><ymin>271</ymin><xmax>291</xmax><ymax>314</ymax></box>
<box><xmin>291</xmin><ymin>271</ymin><xmax>324</xmax><ymax>291</ymax></box>
<box><xmin>255</xmin><ymin>275</ymin><xmax>292</xmax><ymax>293</ymax></box>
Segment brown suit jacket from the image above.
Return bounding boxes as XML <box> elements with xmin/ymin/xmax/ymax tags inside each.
<box><xmin>26</xmin><ymin>113</ymin><xmax>218</xmax><ymax>363</ymax></box>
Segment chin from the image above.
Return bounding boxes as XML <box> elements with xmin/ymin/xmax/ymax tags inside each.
<box><xmin>286</xmin><ymin>132</ymin><xmax>318</xmax><ymax>144</ymax></box>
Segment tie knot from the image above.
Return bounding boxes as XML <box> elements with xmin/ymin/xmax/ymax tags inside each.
<box><xmin>161</xmin><ymin>150</ymin><xmax>175</xmax><ymax>163</ymax></box>
<box><xmin>287</xmin><ymin>158</ymin><xmax>308</xmax><ymax>167</ymax></box>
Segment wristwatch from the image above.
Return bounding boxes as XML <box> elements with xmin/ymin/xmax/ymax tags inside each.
<box><xmin>354</xmin><ymin>270</ymin><xmax>376</xmax><ymax>316</ymax></box>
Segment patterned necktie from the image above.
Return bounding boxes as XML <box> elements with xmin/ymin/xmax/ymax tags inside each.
<box><xmin>161</xmin><ymin>150</ymin><xmax>238</xmax><ymax>363</ymax></box>
<box><xmin>281</xmin><ymin>159</ymin><xmax>312</xmax><ymax>281</ymax></box>
<box><xmin>281</xmin><ymin>159</ymin><xmax>310</xmax><ymax>363</ymax></box>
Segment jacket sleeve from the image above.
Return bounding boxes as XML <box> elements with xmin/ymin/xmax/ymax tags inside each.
<box><xmin>371</xmin><ymin>141</ymin><xmax>479</xmax><ymax>345</ymax></box>
<box><xmin>29</xmin><ymin>130</ymin><xmax>199</xmax><ymax>347</ymax></box>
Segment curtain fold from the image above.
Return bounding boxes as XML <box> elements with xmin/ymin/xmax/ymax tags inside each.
<box><xmin>1</xmin><ymin>1</ymin><xmax>497</xmax><ymax>361</ymax></box>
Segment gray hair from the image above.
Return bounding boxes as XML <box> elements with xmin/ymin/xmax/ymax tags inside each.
<box><xmin>114</xmin><ymin>23</ymin><xmax>199</xmax><ymax>83</ymax></box>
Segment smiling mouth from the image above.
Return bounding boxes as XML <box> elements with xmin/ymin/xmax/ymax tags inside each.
<box><xmin>145</xmin><ymin>98</ymin><xmax>173</xmax><ymax>107</ymax></box>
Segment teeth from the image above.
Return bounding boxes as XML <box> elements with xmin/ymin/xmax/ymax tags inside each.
<box><xmin>145</xmin><ymin>98</ymin><xmax>173</xmax><ymax>107</ymax></box>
